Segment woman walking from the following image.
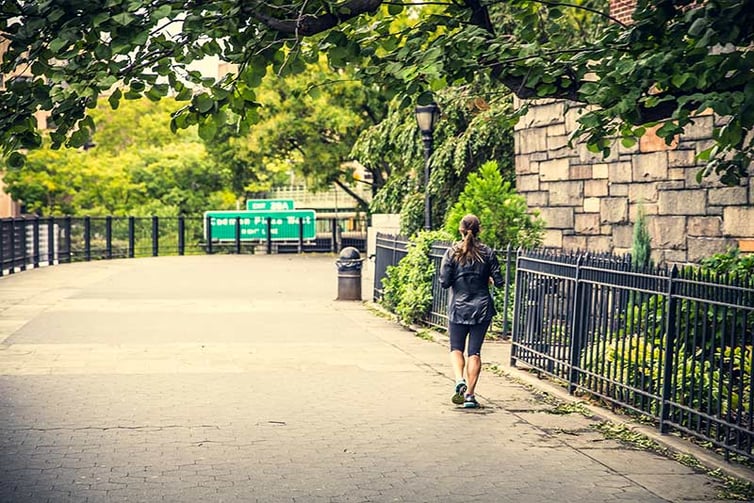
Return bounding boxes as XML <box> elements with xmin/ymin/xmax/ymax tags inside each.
<box><xmin>439</xmin><ymin>214</ymin><xmax>504</xmax><ymax>408</ymax></box>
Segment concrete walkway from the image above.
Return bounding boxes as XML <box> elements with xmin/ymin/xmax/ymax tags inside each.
<box><xmin>0</xmin><ymin>255</ymin><xmax>750</xmax><ymax>502</ymax></box>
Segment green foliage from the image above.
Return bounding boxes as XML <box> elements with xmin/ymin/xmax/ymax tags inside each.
<box><xmin>2</xmin><ymin>98</ymin><xmax>235</xmax><ymax>216</ymax></box>
<box><xmin>631</xmin><ymin>206</ymin><xmax>651</xmax><ymax>268</ymax></box>
<box><xmin>2</xmin><ymin>0</ymin><xmax>752</xmax><ymax>184</ymax></box>
<box><xmin>380</xmin><ymin>229</ymin><xmax>451</xmax><ymax>325</ymax></box>
<box><xmin>357</xmin><ymin>87</ymin><xmax>516</xmax><ymax>237</ymax></box>
<box><xmin>700</xmin><ymin>248</ymin><xmax>754</xmax><ymax>278</ymax></box>
<box><xmin>444</xmin><ymin>161</ymin><xmax>544</xmax><ymax>250</ymax></box>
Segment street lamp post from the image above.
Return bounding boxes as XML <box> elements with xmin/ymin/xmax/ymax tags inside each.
<box><xmin>414</xmin><ymin>102</ymin><xmax>441</xmax><ymax>231</ymax></box>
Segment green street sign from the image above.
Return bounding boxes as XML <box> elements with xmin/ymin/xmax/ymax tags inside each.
<box><xmin>204</xmin><ymin>210</ymin><xmax>316</xmax><ymax>241</ymax></box>
<box><xmin>246</xmin><ymin>199</ymin><xmax>295</xmax><ymax>211</ymax></box>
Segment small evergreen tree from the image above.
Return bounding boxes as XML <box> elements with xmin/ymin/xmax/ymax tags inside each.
<box><xmin>444</xmin><ymin>161</ymin><xmax>543</xmax><ymax>249</ymax></box>
<box><xmin>632</xmin><ymin>206</ymin><xmax>651</xmax><ymax>268</ymax></box>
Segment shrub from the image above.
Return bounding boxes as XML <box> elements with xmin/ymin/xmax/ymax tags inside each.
<box><xmin>380</xmin><ymin>230</ymin><xmax>451</xmax><ymax>325</ymax></box>
<box><xmin>444</xmin><ymin>160</ymin><xmax>543</xmax><ymax>250</ymax></box>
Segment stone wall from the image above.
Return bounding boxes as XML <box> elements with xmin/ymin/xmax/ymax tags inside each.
<box><xmin>514</xmin><ymin>98</ymin><xmax>754</xmax><ymax>264</ymax></box>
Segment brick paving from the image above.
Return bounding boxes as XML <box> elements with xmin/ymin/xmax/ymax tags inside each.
<box><xmin>0</xmin><ymin>255</ymin><xmax>749</xmax><ymax>502</ymax></box>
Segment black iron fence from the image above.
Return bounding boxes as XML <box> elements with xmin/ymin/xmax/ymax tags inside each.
<box><xmin>373</xmin><ymin>233</ymin><xmax>754</xmax><ymax>462</ymax></box>
<box><xmin>373</xmin><ymin>233</ymin><xmax>517</xmax><ymax>334</ymax></box>
<box><xmin>0</xmin><ymin>215</ymin><xmax>366</xmax><ymax>276</ymax></box>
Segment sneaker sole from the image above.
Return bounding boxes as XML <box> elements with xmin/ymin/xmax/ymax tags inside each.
<box><xmin>451</xmin><ymin>383</ymin><xmax>467</xmax><ymax>405</ymax></box>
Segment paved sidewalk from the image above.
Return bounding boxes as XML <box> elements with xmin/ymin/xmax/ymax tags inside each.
<box><xmin>0</xmin><ymin>255</ymin><xmax>750</xmax><ymax>502</ymax></box>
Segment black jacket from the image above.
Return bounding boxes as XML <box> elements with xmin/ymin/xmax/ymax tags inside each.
<box><xmin>439</xmin><ymin>243</ymin><xmax>504</xmax><ymax>325</ymax></box>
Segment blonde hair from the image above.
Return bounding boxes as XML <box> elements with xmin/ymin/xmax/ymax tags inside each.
<box><xmin>453</xmin><ymin>214</ymin><xmax>483</xmax><ymax>265</ymax></box>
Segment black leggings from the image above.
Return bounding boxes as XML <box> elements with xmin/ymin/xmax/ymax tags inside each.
<box><xmin>449</xmin><ymin>321</ymin><xmax>490</xmax><ymax>356</ymax></box>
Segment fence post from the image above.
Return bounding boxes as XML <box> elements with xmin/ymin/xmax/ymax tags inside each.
<box><xmin>151</xmin><ymin>216</ymin><xmax>159</xmax><ymax>257</ymax></box>
<box><xmin>659</xmin><ymin>265</ymin><xmax>679</xmax><ymax>434</ymax></box>
<box><xmin>63</xmin><ymin>216</ymin><xmax>72</xmax><ymax>263</ymax></box>
<box><xmin>9</xmin><ymin>218</ymin><xmax>17</xmax><ymax>273</ymax></box>
<box><xmin>331</xmin><ymin>218</ymin><xmax>337</xmax><ymax>253</ymax></box>
<box><xmin>105</xmin><ymin>216</ymin><xmax>113</xmax><ymax>259</ymax></box>
<box><xmin>235</xmin><ymin>217</ymin><xmax>241</xmax><ymax>254</ymax></box>
<box><xmin>205</xmin><ymin>215</ymin><xmax>213</xmax><ymax>255</ymax></box>
<box><xmin>510</xmin><ymin>248</ymin><xmax>524</xmax><ymax>367</ymax></box>
<box><xmin>567</xmin><ymin>254</ymin><xmax>587</xmax><ymax>394</ymax></box>
<box><xmin>266</xmin><ymin>217</ymin><xmax>272</xmax><ymax>254</ymax></box>
<box><xmin>298</xmin><ymin>217</ymin><xmax>304</xmax><ymax>254</ymax></box>
<box><xmin>83</xmin><ymin>216</ymin><xmax>91</xmax><ymax>261</ymax></box>
<box><xmin>0</xmin><ymin>219</ymin><xmax>4</xmax><ymax>276</ymax></box>
<box><xmin>32</xmin><ymin>216</ymin><xmax>40</xmax><ymax>268</ymax></box>
<box><xmin>502</xmin><ymin>244</ymin><xmax>513</xmax><ymax>338</ymax></box>
<box><xmin>20</xmin><ymin>217</ymin><xmax>27</xmax><ymax>271</ymax></box>
<box><xmin>128</xmin><ymin>217</ymin><xmax>135</xmax><ymax>258</ymax></box>
<box><xmin>178</xmin><ymin>216</ymin><xmax>185</xmax><ymax>256</ymax></box>
<box><xmin>47</xmin><ymin>217</ymin><xmax>55</xmax><ymax>265</ymax></box>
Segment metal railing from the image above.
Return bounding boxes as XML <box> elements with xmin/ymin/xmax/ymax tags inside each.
<box><xmin>0</xmin><ymin>215</ymin><xmax>367</xmax><ymax>276</ymax></box>
<box><xmin>373</xmin><ymin>233</ymin><xmax>754</xmax><ymax>462</ymax></box>
<box><xmin>373</xmin><ymin>233</ymin><xmax>517</xmax><ymax>335</ymax></box>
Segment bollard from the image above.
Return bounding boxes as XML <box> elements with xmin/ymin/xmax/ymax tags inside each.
<box><xmin>335</xmin><ymin>246</ymin><xmax>364</xmax><ymax>301</ymax></box>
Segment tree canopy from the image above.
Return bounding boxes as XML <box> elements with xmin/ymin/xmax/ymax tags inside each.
<box><xmin>1</xmin><ymin>0</ymin><xmax>753</xmax><ymax>184</ymax></box>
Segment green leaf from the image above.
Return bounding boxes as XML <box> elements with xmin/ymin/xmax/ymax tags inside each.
<box><xmin>112</xmin><ymin>12</ymin><xmax>134</xmax><ymax>26</ymax></box>
<box><xmin>198</xmin><ymin>118</ymin><xmax>217</xmax><ymax>141</ymax></box>
<box><xmin>621</xmin><ymin>137</ymin><xmax>637</xmax><ymax>148</ymax></box>
<box><xmin>6</xmin><ymin>152</ymin><xmax>25</xmax><ymax>169</ymax></box>
<box><xmin>387</xmin><ymin>3</ymin><xmax>403</xmax><ymax>15</ymax></box>
<box><xmin>193</xmin><ymin>93</ymin><xmax>214</xmax><ymax>113</ymax></box>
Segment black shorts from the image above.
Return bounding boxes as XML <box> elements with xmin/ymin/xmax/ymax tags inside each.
<box><xmin>448</xmin><ymin>321</ymin><xmax>490</xmax><ymax>356</ymax></box>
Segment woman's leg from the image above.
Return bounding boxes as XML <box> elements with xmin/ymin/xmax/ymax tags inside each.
<box><xmin>448</xmin><ymin>322</ymin><xmax>469</xmax><ymax>381</ymax></box>
<box><xmin>465</xmin><ymin>321</ymin><xmax>490</xmax><ymax>396</ymax></box>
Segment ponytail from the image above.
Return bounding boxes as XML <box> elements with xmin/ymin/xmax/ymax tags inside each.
<box><xmin>453</xmin><ymin>214</ymin><xmax>483</xmax><ymax>265</ymax></box>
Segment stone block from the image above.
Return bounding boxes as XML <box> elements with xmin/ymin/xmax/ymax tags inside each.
<box><xmin>687</xmin><ymin>237</ymin><xmax>738</xmax><ymax>263</ymax></box>
<box><xmin>593</xmin><ymin>164</ymin><xmax>609</xmax><ymax>179</ymax></box>
<box><xmin>520</xmin><ymin>101</ymin><xmax>565</xmax><ymax>128</ymax></box>
<box><xmin>612</xmin><ymin>224</ymin><xmax>634</xmax><ymax>248</ymax></box>
<box><xmin>525</xmin><ymin>191</ymin><xmax>549</xmax><ymax>206</ymax></box>
<box><xmin>548</xmin><ymin>181</ymin><xmax>584</xmax><ymax>206</ymax></box>
<box><xmin>583</xmin><ymin>197</ymin><xmax>601</xmax><ymax>213</ymax></box>
<box><xmin>547</xmin><ymin>124</ymin><xmax>567</xmax><ymax>137</ymax></box>
<box><xmin>640</xmin><ymin>124</ymin><xmax>678</xmax><ymax>152</ymax></box>
<box><xmin>681</xmin><ymin>115</ymin><xmax>714</xmax><ymax>141</ymax></box>
<box><xmin>548</xmin><ymin>145</ymin><xmax>576</xmax><ymax>159</ymax></box>
<box><xmin>515</xmin><ymin>155</ymin><xmax>533</xmax><ymax>175</ymax></box>
<box><xmin>708</xmin><ymin>186</ymin><xmax>748</xmax><ymax>206</ymax></box>
<box><xmin>628</xmin><ymin>183</ymin><xmax>658</xmax><ymax>204</ymax></box>
<box><xmin>658</xmin><ymin>190</ymin><xmax>707</xmax><ymax>215</ymax></box>
<box><xmin>663</xmin><ymin>249</ymin><xmax>689</xmax><ymax>265</ymax></box>
<box><xmin>668</xmin><ymin>149</ymin><xmax>697</xmax><ymax>168</ymax></box>
<box><xmin>601</xmin><ymin>197</ymin><xmax>629</xmax><ymax>224</ymax></box>
<box><xmin>586</xmin><ymin>235</ymin><xmax>612</xmax><ymax>252</ymax></box>
<box><xmin>629</xmin><ymin>202</ymin><xmax>658</xmax><ymax>220</ymax></box>
<box><xmin>647</xmin><ymin>216</ymin><xmax>687</xmax><ymax>248</ymax></box>
<box><xmin>657</xmin><ymin>181</ymin><xmax>685</xmax><ymax>191</ymax></box>
<box><xmin>517</xmin><ymin>174</ymin><xmax>540</xmax><ymax>192</ymax></box>
<box><xmin>569</xmin><ymin>165</ymin><xmax>593</xmax><ymax>180</ymax></box>
<box><xmin>610</xmin><ymin>183</ymin><xmax>629</xmax><ymax>196</ymax></box>
<box><xmin>575</xmin><ymin>213</ymin><xmax>600</xmax><ymax>235</ymax></box>
<box><xmin>539</xmin><ymin>207</ymin><xmax>574</xmax><ymax>229</ymax></box>
<box><xmin>688</xmin><ymin>216</ymin><xmax>722</xmax><ymax>237</ymax></box>
<box><xmin>667</xmin><ymin>167</ymin><xmax>688</xmax><ymax>181</ymax></box>
<box><xmin>633</xmin><ymin>152</ymin><xmax>669</xmax><ymax>181</ymax></box>
<box><xmin>608</xmin><ymin>161</ymin><xmax>633</xmax><ymax>183</ymax></box>
<box><xmin>723</xmin><ymin>206</ymin><xmax>754</xmax><ymax>237</ymax></box>
<box><xmin>539</xmin><ymin>158</ymin><xmax>571</xmax><ymax>181</ymax></box>
<box><xmin>543</xmin><ymin>229</ymin><xmax>564</xmax><ymax>248</ymax></box>
<box><xmin>516</xmin><ymin>128</ymin><xmax>549</xmax><ymax>154</ymax></box>
<box><xmin>584</xmin><ymin>179</ymin><xmax>609</xmax><ymax>197</ymax></box>
<box><xmin>564</xmin><ymin>102</ymin><xmax>585</xmax><ymax>132</ymax></box>
<box><xmin>562</xmin><ymin>235</ymin><xmax>587</xmax><ymax>251</ymax></box>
